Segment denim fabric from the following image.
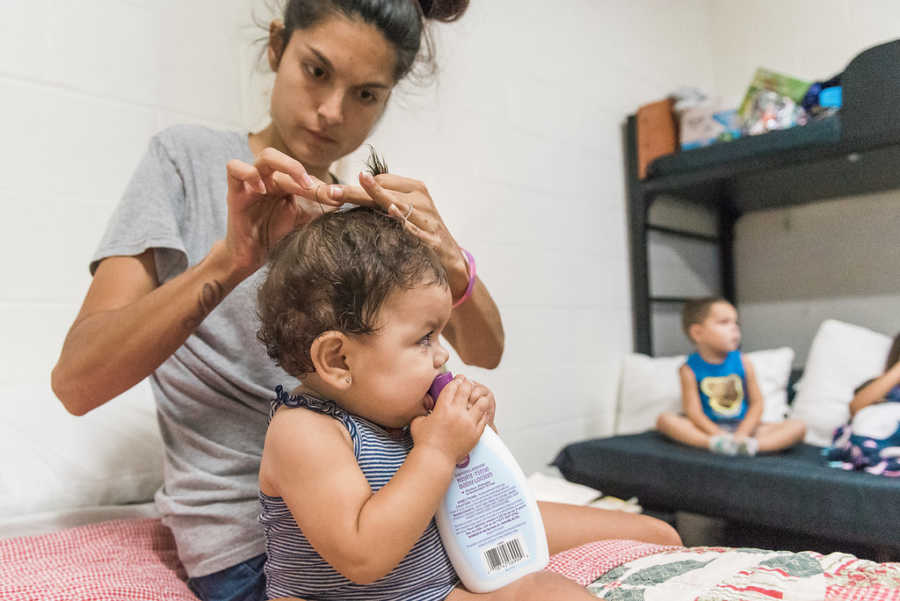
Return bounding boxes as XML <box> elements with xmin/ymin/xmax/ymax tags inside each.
<box><xmin>187</xmin><ymin>554</ymin><xmax>266</xmax><ymax>601</ymax></box>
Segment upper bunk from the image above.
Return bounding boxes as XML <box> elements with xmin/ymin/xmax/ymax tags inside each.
<box><xmin>633</xmin><ymin>38</ymin><xmax>900</xmax><ymax>214</ymax></box>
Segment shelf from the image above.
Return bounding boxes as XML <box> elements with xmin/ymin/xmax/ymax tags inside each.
<box><xmin>642</xmin><ymin>133</ymin><xmax>900</xmax><ymax>212</ymax></box>
<box><xmin>638</xmin><ymin>39</ymin><xmax>900</xmax><ymax>214</ymax></box>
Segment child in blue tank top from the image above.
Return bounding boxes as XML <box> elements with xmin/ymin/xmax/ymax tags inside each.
<box><xmin>255</xmin><ymin>204</ymin><xmax>680</xmax><ymax>601</ymax></box>
<box><xmin>657</xmin><ymin>298</ymin><xmax>806</xmax><ymax>455</ymax></box>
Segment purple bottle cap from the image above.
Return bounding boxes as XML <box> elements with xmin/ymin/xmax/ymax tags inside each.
<box><xmin>428</xmin><ymin>371</ymin><xmax>454</xmax><ymax>402</ymax></box>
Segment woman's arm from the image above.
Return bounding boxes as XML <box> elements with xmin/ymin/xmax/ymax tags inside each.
<box><xmin>849</xmin><ymin>361</ymin><xmax>900</xmax><ymax>416</ymax></box>
<box><xmin>52</xmin><ymin>149</ymin><xmax>341</xmax><ymax>415</ymax></box>
<box><xmin>341</xmin><ymin>174</ymin><xmax>505</xmax><ymax>368</ymax></box>
<box><xmin>680</xmin><ymin>365</ymin><xmax>720</xmax><ymax>435</ymax></box>
<box><xmin>52</xmin><ymin>244</ymin><xmax>241</xmax><ymax>415</ymax></box>
<box><xmin>263</xmin><ymin>377</ymin><xmax>489</xmax><ymax>584</ymax></box>
<box><xmin>441</xmin><ymin>277</ymin><xmax>504</xmax><ymax>369</ymax></box>
<box><xmin>734</xmin><ymin>357</ymin><xmax>763</xmax><ymax>438</ymax></box>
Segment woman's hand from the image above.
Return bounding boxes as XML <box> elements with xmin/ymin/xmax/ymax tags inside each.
<box><xmin>338</xmin><ymin>170</ymin><xmax>505</xmax><ymax>369</ymax></box>
<box><xmin>222</xmin><ymin>148</ymin><xmax>345</xmax><ymax>280</ymax></box>
<box><xmin>341</xmin><ymin>173</ymin><xmax>470</xmax><ymax>301</ymax></box>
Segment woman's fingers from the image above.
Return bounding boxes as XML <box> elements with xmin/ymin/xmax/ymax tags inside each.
<box><xmin>333</xmin><ymin>183</ymin><xmax>376</xmax><ymax>207</ymax></box>
<box><xmin>270</xmin><ymin>171</ymin><xmax>306</xmax><ymax>196</ymax></box>
<box><xmin>357</xmin><ymin>172</ymin><xmax>402</xmax><ymax>211</ymax></box>
<box><xmin>226</xmin><ymin>160</ymin><xmax>266</xmax><ymax>195</ymax></box>
<box><xmin>334</xmin><ymin>173</ymin><xmax>423</xmax><ymax>206</ymax></box>
<box><xmin>369</xmin><ymin>173</ymin><xmax>425</xmax><ymax>193</ymax></box>
<box><xmin>387</xmin><ymin>204</ymin><xmax>439</xmax><ymax>244</ymax></box>
<box><xmin>255</xmin><ymin>147</ymin><xmax>315</xmax><ymax>191</ymax></box>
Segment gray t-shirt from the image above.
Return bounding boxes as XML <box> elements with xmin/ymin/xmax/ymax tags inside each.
<box><xmin>91</xmin><ymin>125</ymin><xmax>298</xmax><ymax>577</ymax></box>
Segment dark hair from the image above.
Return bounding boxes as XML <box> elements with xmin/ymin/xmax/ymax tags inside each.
<box><xmin>274</xmin><ymin>0</ymin><xmax>469</xmax><ymax>81</ymax></box>
<box><xmin>853</xmin><ymin>332</ymin><xmax>900</xmax><ymax>394</ymax></box>
<box><xmin>887</xmin><ymin>332</ymin><xmax>900</xmax><ymax>372</ymax></box>
<box><xmin>681</xmin><ymin>297</ymin><xmax>731</xmax><ymax>340</ymax></box>
<box><xmin>257</xmin><ymin>207</ymin><xmax>448</xmax><ymax>377</ymax></box>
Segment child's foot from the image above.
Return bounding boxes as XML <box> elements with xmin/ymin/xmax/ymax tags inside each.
<box><xmin>709</xmin><ymin>433</ymin><xmax>737</xmax><ymax>455</ymax></box>
<box><xmin>735</xmin><ymin>437</ymin><xmax>759</xmax><ymax>456</ymax></box>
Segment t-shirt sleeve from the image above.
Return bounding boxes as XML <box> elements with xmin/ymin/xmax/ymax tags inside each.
<box><xmin>90</xmin><ymin>133</ymin><xmax>189</xmax><ymax>283</ymax></box>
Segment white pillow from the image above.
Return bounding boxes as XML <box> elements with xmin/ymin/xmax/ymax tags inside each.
<box><xmin>790</xmin><ymin>319</ymin><xmax>891</xmax><ymax>447</ymax></box>
<box><xmin>0</xmin><ymin>379</ymin><xmax>163</xmax><ymax>519</ymax></box>
<box><xmin>615</xmin><ymin>347</ymin><xmax>794</xmax><ymax>435</ymax></box>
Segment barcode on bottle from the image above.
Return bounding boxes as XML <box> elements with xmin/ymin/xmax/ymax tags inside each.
<box><xmin>482</xmin><ymin>536</ymin><xmax>528</xmax><ymax>573</ymax></box>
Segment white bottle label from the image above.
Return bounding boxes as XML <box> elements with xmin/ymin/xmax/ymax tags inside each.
<box><xmin>446</xmin><ymin>460</ymin><xmax>530</xmax><ymax>573</ymax></box>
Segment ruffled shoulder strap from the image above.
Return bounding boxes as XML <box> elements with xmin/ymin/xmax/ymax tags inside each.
<box><xmin>269</xmin><ymin>385</ymin><xmax>360</xmax><ymax>456</ymax></box>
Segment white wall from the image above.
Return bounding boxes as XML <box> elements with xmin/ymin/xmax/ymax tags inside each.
<box><xmin>707</xmin><ymin>1</ymin><xmax>900</xmax><ymax>364</ymax></box>
<box><xmin>0</xmin><ymin>0</ymin><xmax>256</xmax><ymax>388</ymax></box>
<box><xmin>326</xmin><ymin>0</ymin><xmax>717</xmax><ymax>471</ymax></box>
<box><xmin>1</xmin><ymin>0</ymin><xmax>717</xmax><ymax>476</ymax></box>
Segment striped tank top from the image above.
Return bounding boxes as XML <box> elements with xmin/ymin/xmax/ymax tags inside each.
<box><xmin>259</xmin><ymin>385</ymin><xmax>459</xmax><ymax>600</ymax></box>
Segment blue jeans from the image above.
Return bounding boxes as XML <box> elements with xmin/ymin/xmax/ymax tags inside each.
<box><xmin>187</xmin><ymin>554</ymin><xmax>267</xmax><ymax>601</ymax></box>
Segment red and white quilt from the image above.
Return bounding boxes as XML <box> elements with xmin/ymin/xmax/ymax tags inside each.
<box><xmin>2</xmin><ymin>518</ymin><xmax>897</xmax><ymax>600</ymax></box>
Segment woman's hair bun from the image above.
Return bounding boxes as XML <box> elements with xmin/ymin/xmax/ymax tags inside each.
<box><xmin>417</xmin><ymin>0</ymin><xmax>469</xmax><ymax>22</ymax></box>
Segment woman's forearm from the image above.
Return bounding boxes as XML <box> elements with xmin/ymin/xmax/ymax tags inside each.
<box><xmin>443</xmin><ymin>278</ymin><xmax>504</xmax><ymax>368</ymax></box>
<box><xmin>52</xmin><ymin>241</ymin><xmax>242</xmax><ymax>415</ymax></box>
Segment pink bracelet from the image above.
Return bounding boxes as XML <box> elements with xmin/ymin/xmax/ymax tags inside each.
<box><xmin>452</xmin><ymin>248</ymin><xmax>476</xmax><ymax>308</ymax></box>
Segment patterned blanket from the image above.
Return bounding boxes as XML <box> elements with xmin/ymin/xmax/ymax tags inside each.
<box><xmin>583</xmin><ymin>546</ymin><xmax>900</xmax><ymax>601</ymax></box>
<box><xmin>2</xmin><ymin>519</ymin><xmax>898</xmax><ymax>600</ymax></box>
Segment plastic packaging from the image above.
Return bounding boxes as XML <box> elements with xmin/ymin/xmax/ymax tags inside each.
<box><xmin>429</xmin><ymin>372</ymin><xmax>549</xmax><ymax>592</ymax></box>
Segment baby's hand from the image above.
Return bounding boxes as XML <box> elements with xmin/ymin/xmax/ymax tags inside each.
<box><xmin>411</xmin><ymin>375</ymin><xmax>489</xmax><ymax>464</ymax></box>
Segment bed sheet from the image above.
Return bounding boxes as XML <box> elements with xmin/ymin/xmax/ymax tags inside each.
<box><xmin>3</xmin><ymin>515</ymin><xmax>898</xmax><ymax>601</ymax></box>
<box><xmin>0</xmin><ymin>502</ymin><xmax>159</xmax><ymax>540</ymax></box>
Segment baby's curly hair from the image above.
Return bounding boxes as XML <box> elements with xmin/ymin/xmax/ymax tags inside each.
<box><xmin>257</xmin><ymin>207</ymin><xmax>448</xmax><ymax>377</ymax></box>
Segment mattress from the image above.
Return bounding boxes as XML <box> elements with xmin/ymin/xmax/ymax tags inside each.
<box><xmin>0</xmin><ymin>502</ymin><xmax>159</xmax><ymax>540</ymax></box>
<box><xmin>552</xmin><ymin>431</ymin><xmax>900</xmax><ymax>548</ymax></box>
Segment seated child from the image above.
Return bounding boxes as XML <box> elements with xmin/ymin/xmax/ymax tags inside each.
<box><xmin>826</xmin><ymin>332</ymin><xmax>900</xmax><ymax>476</ymax></box>
<box><xmin>255</xmin><ymin>206</ymin><xmax>679</xmax><ymax>600</ymax></box>
<box><xmin>656</xmin><ymin>297</ymin><xmax>805</xmax><ymax>455</ymax></box>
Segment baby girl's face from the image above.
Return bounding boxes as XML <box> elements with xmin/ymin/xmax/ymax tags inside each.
<box><xmin>341</xmin><ymin>282</ymin><xmax>452</xmax><ymax>428</ymax></box>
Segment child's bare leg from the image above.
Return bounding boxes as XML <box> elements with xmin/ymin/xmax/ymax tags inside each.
<box><xmin>656</xmin><ymin>412</ymin><xmax>711</xmax><ymax>449</ymax></box>
<box><xmin>538</xmin><ymin>501</ymin><xmax>682</xmax><ymax>552</ymax></box>
<box><xmin>755</xmin><ymin>419</ymin><xmax>806</xmax><ymax>452</ymax></box>
<box><xmin>445</xmin><ymin>570</ymin><xmax>594</xmax><ymax>600</ymax></box>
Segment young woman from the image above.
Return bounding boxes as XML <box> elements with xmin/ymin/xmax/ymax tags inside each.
<box><xmin>51</xmin><ymin>2</ymin><xmax>503</xmax><ymax>600</ymax></box>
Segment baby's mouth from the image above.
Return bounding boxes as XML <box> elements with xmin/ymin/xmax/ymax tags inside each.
<box><xmin>423</xmin><ymin>394</ymin><xmax>435</xmax><ymax>413</ymax></box>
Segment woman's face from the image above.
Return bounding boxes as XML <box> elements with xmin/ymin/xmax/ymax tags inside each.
<box><xmin>267</xmin><ymin>14</ymin><xmax>397</xmax><ymax>173</ymax></box>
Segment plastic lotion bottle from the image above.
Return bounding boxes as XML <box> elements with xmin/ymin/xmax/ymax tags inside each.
<box><xmin>429</xmin><ymin>372</ymin><xmax>549</xmax><ymax>592</ymax></box>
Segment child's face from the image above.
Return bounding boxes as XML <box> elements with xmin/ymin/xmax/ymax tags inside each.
<box><xmin>693</xmin><ymin>302</ymin><xmax>741</xmax><ymax>354</ymax></box>
<box><xmin>343</xmin><ymin>282</ymin><xmax>452</xmax><ymax>428</ymax></box>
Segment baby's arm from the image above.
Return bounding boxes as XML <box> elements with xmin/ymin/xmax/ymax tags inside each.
<box><xmin>849</xmin><ymin>361</ymin><xmax>900</xmax><ymax>416</ymax></box>
<box><xmin>679</xmin><ymin>364</ymin><xmax>720</xmax><ymax>435</ymax></box>
<box><xmin>263</xmin><ymin>377</ymin><xmax>488</xmax><ymax>585</ymax></box>
<box><xmin>734</xmin><ymin>357</ymin><xmax>763</xmax><ymax>438</ymax></box>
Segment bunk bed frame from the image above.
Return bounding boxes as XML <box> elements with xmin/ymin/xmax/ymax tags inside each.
<box><xmin>554</xmin><ymin>39</ymin><xmax>900</xmax><ymax>559</ymax></box>
<box><xmin>626</xmin><ymin>38</ymin><xmax>900</xmax><ymax>354</ymax></box>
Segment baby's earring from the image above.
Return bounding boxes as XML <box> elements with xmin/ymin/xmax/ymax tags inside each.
<box><xmin>345</xmin><ymin>375</ymin><xmax>352</xmax><ymax>384</ymax></box>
